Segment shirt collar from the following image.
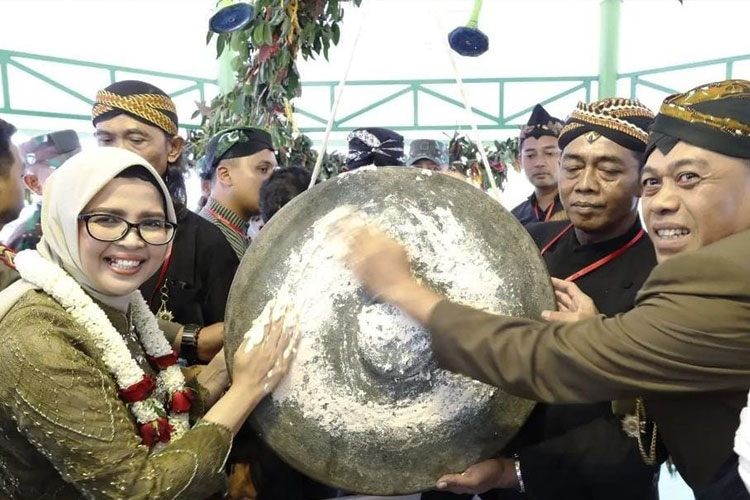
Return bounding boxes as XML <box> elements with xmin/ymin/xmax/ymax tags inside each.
<box><xmin>206</xmin><ymin>197</ymin><xmax>249</xmax><ymax>232</ymax></box>
<box><xmin>571</xmin><ymin>217</ymin><xmax>643</xmax><ymax>253</ymax></box>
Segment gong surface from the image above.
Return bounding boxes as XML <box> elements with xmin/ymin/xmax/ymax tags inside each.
<box><xmin>225</xmin><ymin>167</ymin><xmax>555</xmax><ymax>495</ymax></box>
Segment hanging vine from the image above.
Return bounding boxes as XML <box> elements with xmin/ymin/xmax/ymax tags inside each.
<box><xmin>188</xmin><ymin>0</ymin><xmax>362</xmax><ymax>161</ymax></box>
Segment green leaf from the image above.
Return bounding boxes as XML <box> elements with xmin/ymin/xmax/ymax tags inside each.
<box><xmin>206</xmin><ymin>30</ymin><xmax>214</xmax><ymax>46</ymax></box>
<box><xmin>287</xmin><ymin>68</ymin><xmax>300</xmax><ymax>95</ymax></box>
<box><xmin>302</xmin><ymin>22</ymin><xmax>314</xmax><ymax>43</ymax></box>
<box><xmin>327</xmin><ymin>0</ymin><xmax>339</xmax><ymax>17</ymax></box>
<box><xmin>279</xmin><ymin>47</ymin><xmax>291</xmax><ymax>67</ymax></box>
<box><xmin>230</xmin><ymin>32</ymin><xmax>242</xmax><ymax>51</ymax></box>
<box><xmin>253</xmin><ymin>23</ymin><xmax>266</xmax><ymax>46</ymax></box>
<box><xmin>230</xmin><ymin>56</ymin><xmax>243</xmax><ymax>72</ymax></box>
<box><xmin>239</xmin><ymin>40</ymin><xmax>250</xmax><ymax>59</ymax></box>
<box><xmin>263</xmin><ymin>22</ymin><xmax>274</xmax><ymax>45</ymax></box>
<box><xmin>270</xmin><ymin>7</ymin><xmax>284</xmax><ymax>26</ymax></box>
<box><xmin>332</xmin><ymin>23</ymin><xmax>340</xmax><ymax>45</ymax></box>
<box><xmin>216</xmin><ymin>34</ymin><xmax>227</xmax><ymax>58</ymax></box>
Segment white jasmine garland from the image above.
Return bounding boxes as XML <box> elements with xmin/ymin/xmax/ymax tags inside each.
<box><xmin>14</xmin><ymin>250</ymin><xmax>189</xmax><ymax>445</ymax></box>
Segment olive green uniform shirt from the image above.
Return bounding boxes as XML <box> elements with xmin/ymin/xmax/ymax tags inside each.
<box><xmin>427</xmin><ymin>228</ymin><xmax>750</xmax><ymax>491</ymax></box>
<box><xmin>0</xmin><ymin>290</ymin><xmax>233</xmax><ymax>500</ymax></box>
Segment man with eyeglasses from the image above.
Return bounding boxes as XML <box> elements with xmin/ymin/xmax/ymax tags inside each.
<box><xmin>200</xmin><ymin>127</ymin><xmax>276</xmax><ymax>261</ymax></box>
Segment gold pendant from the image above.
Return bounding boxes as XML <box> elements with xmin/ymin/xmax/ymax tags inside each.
<box><xmin>156</xmin><ymin>283</ymin><xmax>173</xmax><ymax>322</ymax></box>
<box><xmin>621</xmin><ymin>414</ymin><xmax>640</xmax><ymax>438</ymax></box>
<box><xmin>157</xmin><ymin>307</ymin><xmax>174</xmax><ymax>322</ymax></box>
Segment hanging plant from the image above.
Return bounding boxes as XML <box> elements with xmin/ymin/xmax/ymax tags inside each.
<box><xmin>277</xmin><ymin>133</ymin><xmax>346</xmax><ymax>181</ymax></box>
<box><xmin>446</xmin><ymin>132</ymin><xmax>517</xmax><ymax>191</ymax></box>
<box><xmin>188</xmin><ymin>0</ymin><xmax>363</xmax><ymax>161</ymax></box>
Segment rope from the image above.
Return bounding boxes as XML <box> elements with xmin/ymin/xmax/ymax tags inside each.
<box><xmin>433</xmin><ymin>6</ymin><xmax>500</xmax><ymax>200</ymax></box>
<box><xmin>307</xmin><ymin>2</ymin><xmax>370</xmax><ymax>189</ymax></box>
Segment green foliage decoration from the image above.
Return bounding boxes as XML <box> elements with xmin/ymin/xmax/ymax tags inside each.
<box><xmin>188</xmin><ymin>0</ymin><xmax>362</xmax><ymax>161</ymax></box>
<box><xmin>447</xmin><ymin>132</ymin><xmax>518</xmax><ymax>191</ymax></box>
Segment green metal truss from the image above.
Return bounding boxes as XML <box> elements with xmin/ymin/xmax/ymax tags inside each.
<box><xmin>0</xmin><ymin>49</ymin><xmax>216</xmax><ymax>130</ymax></box>
<box><xmin>1</xmin><ymin>48</ymin><xmax>748</xmax><ymax>134</ymax></box>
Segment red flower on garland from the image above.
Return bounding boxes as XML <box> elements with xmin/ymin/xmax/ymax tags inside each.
<box><xmin>157</xmin><ymin>417</ymin><xmax>173</xmax><ymax>443</ymax></box>
<box><xmin>139</xmin><ymin>417</ymin><xmax>174</xmax><ymax>446</ymax></box>
<box><xmin>149</xmin><ymin>352</ymin><xmax>178</xmax><ymax>370</ymax></box>
<box><xmin>118</xmin><ymin>374</ymin><xmax>156</xmax><ymax>403</ymax></box>
<box><xmin>170</xmin><ymin>389</ymin><xmax>194</xmax><ymax>413</ymax></box>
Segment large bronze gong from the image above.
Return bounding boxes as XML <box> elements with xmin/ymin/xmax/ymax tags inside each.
<box><xmin>225</xmin><ymin>167</ymin><xmax>555</xmax><ymax>495</ymax></box>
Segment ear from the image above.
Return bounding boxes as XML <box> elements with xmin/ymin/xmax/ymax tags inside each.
<box><xmin>166</xmin><ymin>135</ymin><xmax>185</xmax><ymax>164</ymax></box>
<box><xmin>22</xmin><ymin>173</ymin><xmax>42</xmax><ymax>196</ymax></box>
<box><xmin>216</xmin><ymin>161</ymin><xmax>233</xmax><ymax>187</ymax></box>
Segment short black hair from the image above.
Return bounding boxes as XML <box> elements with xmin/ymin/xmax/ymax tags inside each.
<box><xmin>0</xmin><ymin>118</ymin><xmax>17</xmax><ymax>177</ymax></box>
<box><xmin>260</xmin><ymin>167</ymin><xmax>312</xmax><ymax>223</ymax></box>
<box><xmin>116</xmin><ymin>165</ymin><xmax>169</xmax><ymax>214</ymax></box>
<box><xmin>631</xmin><ymin>149</ymin><xmax>646</xmax><ymax>172</ymax></box>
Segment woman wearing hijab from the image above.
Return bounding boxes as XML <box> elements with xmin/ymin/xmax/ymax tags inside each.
<box><xmin>0</xmin><ymin>147</ymin><xmax>296</xmax><ymax>500</ymax></box>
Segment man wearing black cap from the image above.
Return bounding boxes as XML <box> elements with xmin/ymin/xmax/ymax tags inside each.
<box><xmin>92</xmin><ymin>80</ymin><xmax>234</xmax><ymax>364</ymax></box>
<box><xmin>341</xmin><ymin>79</ymin><xmax>750</xmax><ymax>497</ymax></box>
<box><xmin>200</xmin><ymin>127</ymin><xmax>276</xmax><ymax>260</ymax></box>
<box><xmin>408</xmin><ymin>139</ymin><xmax>449</xmax><ymax>171</ymax></box>
<box><xmin>5</xmin><ymin>130</ymin><xmax>81</xmax><ymax>251</ymax></box>
<box><xmin>345</xmin><ymin>127</ymin><xmax>406</xmax><ymax>170</ymax></box>
<box><xmin>511</xmin><ymin>104</ymin><xmax>566</xmax><ymax>225</ymax></box>
<box><xmin>425</xmin><ymin>98</ymin><xmax>661</xmax><ymax>500</ymax></box>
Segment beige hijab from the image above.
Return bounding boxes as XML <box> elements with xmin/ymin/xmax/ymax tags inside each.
<box><xmin>2</xmin><ymin>147</ymin><xmax>176</xmax><ymax>315</ymax></box>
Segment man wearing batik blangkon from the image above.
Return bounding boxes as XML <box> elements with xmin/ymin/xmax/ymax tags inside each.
<box><xmin>5</xmin><ymin>130</ymin><xmax>81</xmax><ymax>252</ymax></box>
<box><xmin>92</xmin><ymin>80</ymin><xmax>235</xmax><ymax>362</ymax></box>
<box><xmin>511</xmin><ymin>104</ymin><xmax>567</xmax><ymax>225</ymax></box>
<box><xmin>433</xmin><ymin>98</ymin><xmax>662</xmax><ymax>500</ymax></box>
<box><xmin>344</xmin><ymin>79</ymin><xmax>750</xmax><ymax>498</ymax></box>
<box><xmin>345</xmin><ymin>127</ymin><xmax>406</xmax><ymax>170</ymax></box>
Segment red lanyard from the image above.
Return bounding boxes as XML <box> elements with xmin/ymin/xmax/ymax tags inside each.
<box><xmin>205</xmin><ymin>206</ymin><xmax>248</xmax><ymax>241</ymax></box>
<box><xmin>540</xmin><ymin>223</ymin><xmax>646</xmax><ymax>282</ymax></box>
<box><xmin>149</xmin><ymin>250</ymin><xmax>172</xmax><ymax>307</ymax></box>
<box><xmin>534</xmin><ymin>200</ymin><xmax>556</xmax><ymax>222</ymax></box>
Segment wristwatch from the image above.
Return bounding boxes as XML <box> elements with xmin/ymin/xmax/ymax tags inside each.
<box><xmin>180</xmin><ymin>324</ymin><xmax>203</xmax><ymax>366</ymax></box>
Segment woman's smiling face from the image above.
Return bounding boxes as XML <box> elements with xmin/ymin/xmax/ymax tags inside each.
<box><xmin>78</xmin><ymin>176</ymin><xmax>169</xmax><ymax>296</ymax></box>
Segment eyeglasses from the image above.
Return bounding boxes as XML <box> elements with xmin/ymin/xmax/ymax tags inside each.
<box><xmin>78</xmin><ymin>213</ymin><xmax>177</xmax><ymax>246</ymax></box>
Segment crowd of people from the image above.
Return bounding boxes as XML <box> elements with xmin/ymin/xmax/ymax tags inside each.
<box><xmin>0</xmin><ymin>76</ymin><xmax>748</xmax><ymax>500</ymax></box>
